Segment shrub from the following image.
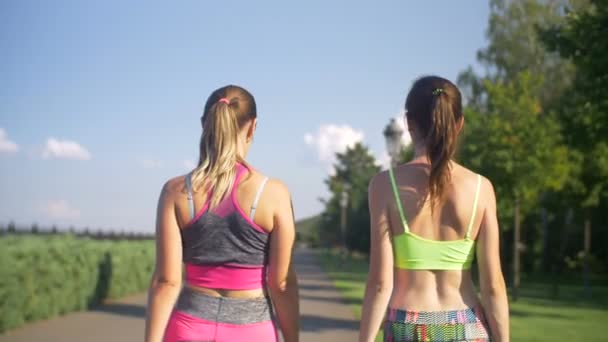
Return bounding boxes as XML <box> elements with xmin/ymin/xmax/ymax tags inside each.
<box><xmin>0</xmin><ymin>234</ymin><xmax>154</xmax><ymax>332</ymax></box>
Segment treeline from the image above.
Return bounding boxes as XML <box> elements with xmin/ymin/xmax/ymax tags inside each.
<box><xmin>314</xmin><ymin>0</ymin><xmax>608</xmax><ymax>299</ymax></box>
<box><xmin>0</xmin><ymin>222</ymin><xmax>154</xmax><ymax>240</ymax></box>
<box><xmin>0</xmin><ymin>234</ymin><xmax>154</xmax><ymax>333</ymax></box>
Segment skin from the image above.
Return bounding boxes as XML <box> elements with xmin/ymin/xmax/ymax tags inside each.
<box><xmin>359</xmin><ymin>116</ymin><xmax>509</xmax><ymax>342</ymax></box>
<box><xmin>145</xmin><ymin>118</ymin><xmax>300</xmax><ymax>342</ymax></box>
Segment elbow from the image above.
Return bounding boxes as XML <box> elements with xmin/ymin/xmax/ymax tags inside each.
<box><xmin>268</xmin><ymin>279</ymin><xmax>289</xmax><ymax>293</ymax></box>
<box><xmin>267</xmin><ymin>271</ymin><xmax>296</xmax><ymax>294</ymax></box>
<box><xmin>368</xmin><ymin>278</ymin><xmax>392</xmax><ymax>295</ymax></box>
<box><xmin>150</xmin><ymin>276</ymin><xmax>181</xmax><ymax>292</ymax></box>
<box><xmin>481</xmin><ymin>279</ymin><xmax>507</xmax><ymax>298</ymax></box>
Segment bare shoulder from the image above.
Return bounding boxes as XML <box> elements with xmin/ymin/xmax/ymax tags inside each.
<box><xmin>369</xmin><ymin>169</ymin><xmax>390</xmax><ymax>192</ymax></box>
<box><xmin>264</xmin><ymin>178</ymin><xmax>290</xmax><ymax>199</ymax></box>
<box><xmin>454</xmin><ymin>163</ymin><xmax>495</xmax><ymax>204</ymax></box>
<box><xmin>474</xmin><ymin>174</ymin><xmax>496</xmax><ymax>213</ymax></box>
<box><xmin>247</xmin><ymin>167</ymin><xmax>290</xmax><ymax>199</ymax></box>
<box><xmin>261</xmin><ymin>178</ymin><xmax>292</xmax><ymax>219</ymax></box>
<box><xmin>159</xmin><ymin>175</ymin><xmax>187</xmax><ymax>201</ymax></box>
<box><xmin>452</xmin><ymin>163</ymin><xmax>482</xmax><ymax>185</ymax></box>
<box><xmin>368</xmin><ymin>170</ymin><xmax>391</xmax><ymax>209</ymax></box>
<box><xmin>479</xmin><ymin>175</ymin><xmax>496</xmax><ymax>202</ymax></box>
<box><xmin>452</xmin><ymin>162</ymin><xmax>474</xmax><ymax>178</ymax></box>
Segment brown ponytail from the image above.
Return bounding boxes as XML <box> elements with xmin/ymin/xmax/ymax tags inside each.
<box><xmin>405</xmin><ymin>76</ymin><xmax>462</xmax><ymax>210</ymax></box>
<box><xmin>191</xmin><ymin>85</ymin><xmax>257</xmax><ymax>209</ymax></box>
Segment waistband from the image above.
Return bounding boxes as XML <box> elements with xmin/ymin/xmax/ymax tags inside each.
<box><xmin>386</xmin><ymin>305</ymin><xmax>486</xmax><ymax>325</ymax></box>
<box><xmin>175</xmin><ymin>286</ymin><xmax>273</xmax><ymax>325</ymax></box>
<box><xmin>185</xmin><ymin>263</ymin><xmax>265</xmax><ymax>290</ymax></box>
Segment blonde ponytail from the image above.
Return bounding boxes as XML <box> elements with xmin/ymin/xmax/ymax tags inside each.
<box><xmin>190</xmin><ymin>86</ymin><xmax>257</xmax><ymax>209</ymax></box>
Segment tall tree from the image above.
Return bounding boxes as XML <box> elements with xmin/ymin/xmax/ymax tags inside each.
<box><xmin>459</xmin><ymin>0</ymin><xmax>580</xmax><ymax>108</ymax></box>
<box><xmin>319</xmin><ymin>143</ymin><xmax>381</xmax><ymax>253</ymax></box>
<box><xmin>540</xmin><ymin>0</ymin><xmax>608</xmax><ymax>295</ymax></box>
<box><xmin>459</xmin><ymin>72</ymin><xmax>572</xmax><ymax>299</ymax></box>
<box><xmin>456</xmin><ymin>0</ymin><xmax>598</xmax><ymax>294</ymax></box>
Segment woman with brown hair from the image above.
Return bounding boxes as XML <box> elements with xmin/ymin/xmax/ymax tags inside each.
<box><xmin>145</xmin><ymin>85</ymin><xmax>299</xmax><ymax>342</ymax></box>
<box><xmin>359</xmin><ymin>76</ymin><xmax>509</xmax><ymax>341</ymax></box>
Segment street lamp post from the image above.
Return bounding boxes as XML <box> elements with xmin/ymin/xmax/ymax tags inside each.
<box><xmin>383</xmin><ymin>118</ymin><xmax>404</xmax><ymax>167</ymax></box>
<box><xmin>339</xmin><ymin>184</ymin><xmax>350</xmax><ymax>252</ymax></box>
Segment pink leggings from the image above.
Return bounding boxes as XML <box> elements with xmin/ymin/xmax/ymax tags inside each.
<box><xmin>164</xmin><ymin>288</ymin><xmax>277</xmax><ymax>342</ymax></box>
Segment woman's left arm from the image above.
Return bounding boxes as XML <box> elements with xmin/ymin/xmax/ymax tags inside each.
<box><xmin>145</xmin><ymin>181</ymin><xmax>183</xmax><ymax>342</ymax></box>
<box><xmin>359</xmin><ymin>173</ymin><xmax>394</xmax><ymax>342</ymax></box>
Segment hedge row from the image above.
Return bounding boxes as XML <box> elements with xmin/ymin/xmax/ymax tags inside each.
<box><xmin>0</xmin><ymin>234</ymin><xmax>154</xmax><ymax>332</ymax></box>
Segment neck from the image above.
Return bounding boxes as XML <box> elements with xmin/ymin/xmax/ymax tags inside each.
<box><xmin>412</xmin><ymin>143</ymin><xmax>429</xmax><ymax>163</ymax></box>
<box><xmin>236</xmin><ymin>136</ymin><xmax>249</xmax><ymax>159</ymax></box>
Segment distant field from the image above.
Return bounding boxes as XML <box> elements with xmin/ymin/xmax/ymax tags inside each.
<box><xmin>318</xmin><ymin>250</ymin><xmax>608</xmax><ymax>342</ymax></box>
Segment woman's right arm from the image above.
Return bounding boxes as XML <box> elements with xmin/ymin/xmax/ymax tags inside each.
<box><xmin>267</xmin><ymin>180</ymin><xmax>299</xmax><ymax>342</ymax></box>
<box><xmin>477</xmin><ymin>178</ymin><xmax>509</xmax><ymax>342</ymax></box>
<box><xmin>145</xmin><ymin>181</ymin><xmax>183</xmax><ymax>342</ymax></box>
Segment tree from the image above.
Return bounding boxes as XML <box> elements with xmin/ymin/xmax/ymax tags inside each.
<box><xmin>456</xmin><ymin>0</ymin><xmax>603</xmax><ymax>297</ymax></box>
<box><xmin>459</xmin><ymin>0</ymin><xmax>580</xmax><ymax>108</ymax></box>
<box><xmin>541</xmin><ymin>0</ymin><xmax>608</xmax><ymax>208</ymax></box>
<box><xmin>459</xmin><ymin>72</ymin><xmax>572</xmax><ymax>299</ymax></box>
<box><xmin>540</xmin><ymin>0</ymin><xmax>608</xmax><ymax>295</ymax></box>
<box><xmin>320</xmin><ymin>143</ymin><xmax>381</xmax><ymax>253</ymax></box>
<box><xmin>397</xmin><ymin>143</ymin><xmax>414</xmax><ymax>164</ymax></box>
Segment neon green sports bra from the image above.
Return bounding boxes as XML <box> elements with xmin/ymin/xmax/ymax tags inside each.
<box><xmin>389</xmin><ymin>167</ymin><xmax>481</xmax><ymax>270</ymax></box>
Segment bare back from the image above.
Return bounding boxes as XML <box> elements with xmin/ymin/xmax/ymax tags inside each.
<box><xmin>380</xmin><ymin>161</ymin><xmax>488</xmax><ymax>311</ymax></box>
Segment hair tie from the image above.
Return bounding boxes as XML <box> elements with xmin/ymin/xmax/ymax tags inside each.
<box><xmin>218</xmin><ymin>98</ymin><xmax>230</xmax><ymax>105</ymax></box>
<box><xmin>432</xmin><ymin>88</ymin><xmax>444</xmax><ymax>96</ymax></box>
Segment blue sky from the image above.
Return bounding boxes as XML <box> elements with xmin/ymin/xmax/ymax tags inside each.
<box><xmin>0</xmin><ymin>1</ymin><xmax>489</xmax><ymax>232</ymax></box>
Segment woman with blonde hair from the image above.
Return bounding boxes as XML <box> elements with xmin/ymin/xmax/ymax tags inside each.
<box><xmin>360</xmin><ymin>76</ymin><xmax>509</xmax><ymax>341</ymax></box>
<box><xmin>145</xmin><ymin>85</ymin><xmax>299</xmax><ymax>342</ymax></box>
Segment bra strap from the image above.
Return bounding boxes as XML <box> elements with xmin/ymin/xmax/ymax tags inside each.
<box><xmin>465</xmin><ymin>174</ymin><xmax>482</xmax><ymax>239</ymax></box>
<box><xmin>250</xmin><ymin>177</ymin><xmax>269</xmax><ymax>220</ymax></box>
<box><xmin>388</xmin><ymin>166</ymin><xmax>409</xmax><ymax>232</ymax></box>
<box><xmin>185</xmin><ymin>173</ymin><xmax>195</xmax><ymax>220</ymax></box>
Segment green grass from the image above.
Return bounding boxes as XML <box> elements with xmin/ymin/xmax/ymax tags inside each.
<box><xmin>317</xmin><ymin>250</ymin><xmax>608</xmax><ymax>342</ymax></box>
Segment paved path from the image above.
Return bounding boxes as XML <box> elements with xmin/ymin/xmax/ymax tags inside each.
<box><xmin>0</xmin><ymin>293</ymin><xmax>147</xmax><ymax>342</ymax></box>
<box><xmin>295</xmin><ymin>247</ymin><xmax>359</xmax><ymax>341</ymax></box>
<box><xmin>0</xmin><ymin>248</ymin><xmax>359</xmax><ymax>342</ymax></box>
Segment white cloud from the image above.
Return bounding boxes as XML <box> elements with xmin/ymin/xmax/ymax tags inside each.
<box><xmin>304</xmin><ymin>124</ymin><xmax>365</xmax><ymax>168</ymax></box>
<box><xmin>42</xmin><ymin>138</ymin><xmax>91</xmax><ymax>160</ymax></box>
<box><xmin>41</xmin><ymin>200</ymin><xmax>81</xmax><ymax>220</ymax></box>
<box><xmin>0</xmin><ymin>128</ymin><xmax>19</xmax><ymax>154</ymax></box>
<box><xmin>182</xmin><ymin>159</ymin><xmax>197</xmax><ymax>170</ymax></box>
<box><xmin>139</xmin><ymin>158</ymin><xmax>163</xmax><ymax>169</ymax></box>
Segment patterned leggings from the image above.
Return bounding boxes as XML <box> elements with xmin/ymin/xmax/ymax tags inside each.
<box><xmin>383</xmin><ymin>306</ymin><xmax>491</xmax><ymax>342</ymax></box>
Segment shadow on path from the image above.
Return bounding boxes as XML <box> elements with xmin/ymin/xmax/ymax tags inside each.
<box><xmin>299</xmin><ymin>294</ymin><xmax>362</xmax><ymax>306</ymax></box>
<box><xmin>300</xmin><ymin>314</ymin><xmax>359</xmax><ymax>333</ymax></box>
<box><xmin>298</xmin><ymin>283</ymin><xmax>341</xmax><ymax>292</ymax></box>
<box><xmin>91</xmin><ymin>303</ymin><xmax>146</xmax><ymax>318</ymax></box>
